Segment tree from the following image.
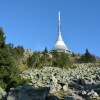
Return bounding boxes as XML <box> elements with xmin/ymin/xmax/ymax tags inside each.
<box><xmin>14</xmin><ymin>46</ymin><xmax>24</xmax><ymax>57</ymax></box>
<box><xmin>0</xmin><ymin>28</ymin><xmax>6</xmax><ymax>48</ymax></box>
<box><xmin>52</xmin><ymin>52</ymin><xmax>71</xmax><ymax>68</ymax></box>
<box><xmin>44</xmin><ymin>47</ymin><xmax>48</xmax><ymax>53</ymax></box>
<box><xmin>0</xmin><ymin>28</ymin><xmax>24</xmax><ymax>90</ymax></box>
<box><xmin>27</xmin><ymin>52</ymin><xmax>40</xmax><ymax>67</ymax></box>
<box><xmin>0</xmin><ymin>28</ymin><xmax>33</xmax><ymax>92</ymax></box>
<box><xmin>78</xmin><ymin>49</ymin><xmax>96</xmax><ymax>63</ymax></box>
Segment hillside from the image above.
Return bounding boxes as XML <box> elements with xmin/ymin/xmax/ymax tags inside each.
<box><xmin>0</xmin><ymin>28</ymin><xmax>100</xmax><ymax>100</ymax></box>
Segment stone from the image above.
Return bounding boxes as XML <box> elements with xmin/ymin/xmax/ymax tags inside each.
<box><xmin>7</xmin><ymin>84</ymin><xmax>50</xmax><ymax>100</ymax></box>
<box><xmin>64</xmin><ymin>96</ymin><xmax>75</xmax><ymax>100</ymax></box>
<box><xmin>0</xmin><ymin>87</ymin><xmax>6</xmax><ymax>100</ymax></box>
<box><xmin>19</xmin><ymin>65</ymin><xmax>100</xmax><ymax>100</ymax></box>
<box><xmin>63</xmin><ymin>85</ymin><xmax>68</xmax><ymax>92</ymax></box>
<box><xmin>87</xmin><ymin>89</ymin><xmax>99</xmax><ymax>98</ymax></box>
<box><xmin>77</xmin><ymin>78</ymin><xmax>86</xmax><ymax>86</ymax></box>
<box><xmin>46</xmin><ymin>95</ymin><xmax>59</xmax><ymax>100</ymax></box>
<box><xmin>81</xmin><ymin>90</ymin><xmax>87</xmax><ymax>95</ymax></box>
<box><xmin>93</xmin><ymin>92</ymin><xmax>99</xmax><ymax>97</ymax></box>
<box><xmin>96</xmin><ymin>75</ymin><xmax>100</xmax><ymax>80</ymax></box>
<box><xmin>55</xmin><ymin>84</ymin><xmax>62</xmax><ymax>92</ymax></box>
<box><xmin>68</xmin><ymin>81</ymin><xmax>84</xmax><ymax>90</ymax></box>
<box><xmin>52</xmin><ymin>74</ymin><xmax>58</xmax><ymax>86</ymax></box>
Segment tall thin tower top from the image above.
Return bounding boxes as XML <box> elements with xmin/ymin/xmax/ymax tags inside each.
<box><xmin>58</xmin><ymin>11</ymin><xmax>61</xmax><ymax>34</ymax></box>
<box><xmin>53</xmin><ymin>11</ymin><xmax>70</xmax><ymax>52</ymax></box>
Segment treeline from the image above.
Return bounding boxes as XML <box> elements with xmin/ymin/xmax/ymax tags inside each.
<box><xmin>27</xmin><ymin>50</ymin><xmax>72</xmax><ymax>68</ymax></box>
<box><xmin>27</xmin><ymin>48</ymin><xmax>96</xmax><ymax>69</ymax></box>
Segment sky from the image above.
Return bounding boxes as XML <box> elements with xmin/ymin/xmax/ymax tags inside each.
<box><xmin>0</xmin><ymin>0</ymin><xmax>100</xmax><ymax>56</ymax></box>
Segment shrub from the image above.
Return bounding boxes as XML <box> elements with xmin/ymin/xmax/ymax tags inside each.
<box><xmin>6</xmin><ymin>74</ymin><xmax>31</xmax><ymax>92</ymax></box>
<box><xmin>78</xmin><ymin>49</ymin><xmax>96</xmax><ymax>63</ymax></box>
<box><xmin>0</xmin><ymin>80</ymin><xmax>7</xmax><ymax>89</ymax></box>
<box><xmin>27</xmin><ymin>52</ymin><xmax>40</xmax><ymax>67</ymax></box>
<box><xmin>52</xmin><ymin>52</ymin><xmax>72</xmax><ymax>68</ymax></box>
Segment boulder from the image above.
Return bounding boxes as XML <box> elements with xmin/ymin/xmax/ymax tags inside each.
<box><xmin>57</xmin><ymin>82</ymin><xmax>68</xmax><ymax>91</ymax></box>
<box><xmin>46</xmin><ymin>95</ymin><xmax>59</xmax><ymax>100</ymax></box>
<box><xmin>7</xmin><ymin>84</ymin><xmax>50</xmax><ymax>100</ymax></box>
<box><xmin>68</xmin><ymin>81</ymin><xmax>84</xmax><ymax>90</ymax></box>
<box><xmin>63</xmin><ymin>96</ymin><xmax>75</xmax><ymax>100</ymax></box>
<box><xmin>0</xmin><ymin>87</ymin><xmax>6</xmax><ymax>100</ymax></box>
<box><xmin>81</xmin><ymin>90</ymin><xmax>87</xmax><ymax>95</ymax></box>
<box><xmin>77</xmin><ymin>78</ymin><xmax>86</xmax><ymax>86</ymax></box>
<box><xmin>87</xmin><ymin>89</ymin><xmax>99</xmax><ymax>98</ymax></box>
<box><xmin>63</xmin><ymin>85</ymin><xmax>68</xmax><ymax>92</ymax></box>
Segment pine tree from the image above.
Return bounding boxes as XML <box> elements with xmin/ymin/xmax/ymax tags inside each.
<box><xmin>0</xmin><ymin>28</ymin><xmax>6</xmax><ymax>48</ymax></box>
<box><xmin>79</xmin><ymin>49</ymin><xmax>96</xmax><ymax>63</ymax></box>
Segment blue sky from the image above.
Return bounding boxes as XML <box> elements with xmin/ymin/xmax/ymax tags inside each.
<box><xmin>0</xmin><ymin>0</ymin><xmax>100</xmax><ymax>56</ymax></box>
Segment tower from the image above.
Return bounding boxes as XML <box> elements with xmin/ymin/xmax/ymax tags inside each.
<box><xmin>53</xmin><ymin>11</ymin><xmax>70</xmax><ymax>53</ymax></box>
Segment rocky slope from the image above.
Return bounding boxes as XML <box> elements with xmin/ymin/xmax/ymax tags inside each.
<box><xmin>1</xmin><ymin>63</ymin><xmax>100</xmax><ymax>100</ymax></box>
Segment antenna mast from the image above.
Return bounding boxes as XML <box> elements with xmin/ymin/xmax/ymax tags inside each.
<box><xmin>58</xmin><ymin>11</ymin><xmax>61</xmax><ymax>34</ymax></box>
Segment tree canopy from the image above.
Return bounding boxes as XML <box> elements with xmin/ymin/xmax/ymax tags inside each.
<box><xmin>78</xmin><ymin>49</ymin><xmax>96</xmax><ymax>63</ymax></box>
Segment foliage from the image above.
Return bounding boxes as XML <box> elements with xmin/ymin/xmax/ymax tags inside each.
<box><xmin>5</xmin><ymin>74</ymin><xmax>31</xmax><ymax>92</ymax></box>
<box><xmin>0</xmin><ymin>28</ymin><xmax>6</xmax><ymax>48</ymax></box>
<box><xmin>27</xmin><ymin>50</ymin><xmax>72</xmax><ymax>68</ymax></box>
<box><xmin>71</xmin><ymin>52</ymin><xmax>76</xmax><ymax>57</ymax></box>
<box><xmin>27</xmin><ymin>51</ymin><xmax>51</xmax><ymax>68</ymax></box>
<box><xmin>0</xmin><ymin>28</ymin><xmax>26</xmax><ymax>91</ymax></box>
<box><xmin>14</xmin><ymin>46</ymin><xmax>24</xmax><ymax>57</ymax></box>
<box><xmin>51</xmin><ymin>50</ymin><xmax>59</xmax><ymax>58</ymax></box>
<box><xmin>27</xmin><ymin>52</ymin><xmax>40</xmax><ymax>67</ymax></box>
<box><xmin>0</xmin><ymin>80</ymin><xmax>7</xmax><ymax>89</ymax></box>
<box><xmin>52</xmin><ymin>52</ymin><xmax>72</xmax><ymax>68</ymax></box>
<box><xmin>43</xmin><ymin>47</ymin><xmax>48</xmax><ymax>53</ymax></box>
<box><xmin>78</xmin><ymin>49</ymin><xmax>96</xmax><ymax>63</ymax></box>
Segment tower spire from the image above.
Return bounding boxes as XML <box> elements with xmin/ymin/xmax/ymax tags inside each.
<box><xmin>58</xmin><ymin>11</ymin><xmax>61</xmax><ymax>34</ymax></box>
<box><xmin>53</xmin><ymin>11</ymin><xmax>70</xmax><ymax>53</ymax></box>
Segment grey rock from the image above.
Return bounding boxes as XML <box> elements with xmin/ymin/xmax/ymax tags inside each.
<box><xmin>93</xmin><ymin>92</ymin><xmax>99</xmax><ymax>97</ymax></box>
<box><xmin>77</xmin><ymin>78</ymin><xmax>86</xmax><ymax>86</ymax></box>
<box><xmin>68</xmin><ymin>81</ymin><xmax>84</xmax><ymax>90</ymax></box>
<box><xmin>46</xmin><ymin>95</ymin><xmax>59</xmax><ymax>100</ymax></box>
<box><xmin>64</xmin><ymin>96</ymin><xmax>75</xmax><ymax>100</ymax></box>
<box><xmin>87</xmin><ymin>89</ymin><xmax>99</xmax><ymax>97</ymax></box>
<box><xmin>63</xmin><ymin>85</ymin><xmax>68</xmax><ymax>92</ymax></box>
<box><xmin>0</xmin><ymin>87</ymin><xmax>6</xmax><ymax>100</ymax></box>
<box><xmin>19</xmin><ymin>65</ymin><xmax>100</xmax><ymax>99</ymax></box>
<box><xmin>55</xmin><ymin>84</ymin><xmax>62</xmax><ymax>92</ymax></box>
<box><xmin>7</xmin><ymin>84</ymin><xmax>50</xmax><ymax>100</ymax></box>
<box><xmin>96</xmin><ymin>75</ymin><xmax>100</xmax><ymax>80</ymax></box>
<box><xmin>81</xmin><ymin>90</ymin><xmax>87</xmax><ymax>95</ymax></box>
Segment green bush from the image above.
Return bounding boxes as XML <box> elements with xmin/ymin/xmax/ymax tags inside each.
<box><xmin>0</xmin><ymin>28</ymin><xmax>26</xmax><ymax>91</ymax></box>
<box><xmin>5</xmin><ymin>74</ymin><xmax>31</xmax><ymax>92</ymax></box>
<box><xmin>27</xmin><ymin>52</ymin><xmax>40</xmax><ymax>67</ymax></box>
<box><xmin>78</xmin><ymin>49</ymin><xmax>96</xmax><ymax>63</ymax></box>
<box><xmin>0</xmin><ymin>80</ymin><xmax>7</xmax><ymax>89</ymax></box>
<box><xmin>52</xmin><ymin>52</ymin><xmax>72</xmax><ymax>68</ymax></box>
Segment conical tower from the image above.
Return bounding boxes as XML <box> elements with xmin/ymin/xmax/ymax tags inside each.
<box><xmin>53</xmin><ymin>11</ymin><xmax>70</xmax><ymax>53</ymax></box>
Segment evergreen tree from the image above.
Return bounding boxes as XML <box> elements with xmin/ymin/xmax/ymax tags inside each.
<box><xmin>27</xmin><ymin>52</ymin><xmax>40</xmax><ymax>67</ymax></box>
<box><xmin>52</xmin><ymin>52</ymin><xmax>71</xmax><ymax>68</ymax></box>
<box><xmin>0</xmin><ymin>28</ymin><xmax>6</xmax><ymax>48</ymax></box>
<box><xmin>0</xmin><ymin>28</ymin><xmax>32</xmax><ymax>91</ymax></box>
<box><xmin>44</xmin><ymin>47</ymin><xmax>48</xmax><ymax>53</ymax></box>
<box><xmin>78</xmin><ymin>49</ymin><xmax>96</xmax><ymax>63</ymax></box>
<box><xmin>0</xmin><ymin>28</ymin><xmax>24</xmax><ymax>90</ymax></box>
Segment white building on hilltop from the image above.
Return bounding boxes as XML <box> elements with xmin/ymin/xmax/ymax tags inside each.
<box><xmin>53</xmin><ymin>11</ymin><xmax>71</xmax><ymax>53</ymax></box>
